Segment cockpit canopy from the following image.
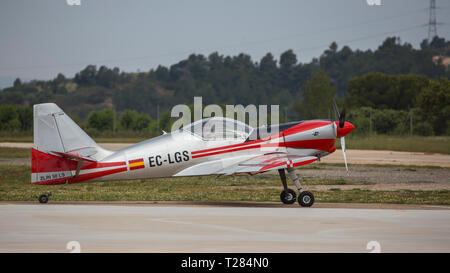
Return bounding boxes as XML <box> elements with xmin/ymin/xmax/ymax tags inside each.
<box><xmin>182</xmin><ymin>117</ymin><xmax>253</xmax><ymax>140</ymax></box>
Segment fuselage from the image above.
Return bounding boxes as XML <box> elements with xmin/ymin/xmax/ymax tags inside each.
<box><xmin>31</xmin><ymin>118</ymin><xmax>354</xmax><ymax>185</ymax></box>
<box><xmin>92</xmin><ymin>119</ymin><xmax>353</xmax><ymax>182</ymax></box>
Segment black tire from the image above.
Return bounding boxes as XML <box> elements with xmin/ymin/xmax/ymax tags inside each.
<box><xmin>298</xmin><ymin>191</ymin><xmax>314</xmax><ymax>207</ymax></box>
<box><xmin>280</xmin><ymin>189</ymin><xmax>297</xmax><ymax>204</ymax></box>
<box><xmin>38</xmin><ymin>194</ymin><xmax>49</xmax><ymax>204</ymax></box>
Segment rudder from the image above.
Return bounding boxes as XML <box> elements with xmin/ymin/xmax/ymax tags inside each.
<box><xmin>31</xmin><ymin>103</ymin><xmax>112</xmax><ymax>184</ymax></box>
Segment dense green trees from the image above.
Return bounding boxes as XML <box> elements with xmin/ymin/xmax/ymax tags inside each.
<box><xmin>86</xmin><ymin>109</ymin><xmax>114</xmax><ymax>132</ymax></box>
<box><xmin>346</xmin><ymin>73</ymin><xmax>430</xmax><ymax>110</ymax></box>
<box><xmin>0</xmin><ymin>36</ymin><xmax>448</xmax><ymax>136</ymax></box>
<box><xmin>0</xmin><ymin>104</ymin><xmax>32</xmax><ymax>131</ymax></box>
<box><xmin>294</xmin><ymin>71</ymin><xmax>336</xmax><ymax>119</ymax></box>
<box><xmin>119</xmin><ymin>110</ymin><xmax>153</xmax><ymax>132</ymax></box>
<box><xmin>417</xmin><ymin>78</ymin><xmax>450</xmax><ymax>135</ymax></box>
<box><xmin>345</xmin><ymin>74</ymin><xmax>449</xmax><ymax>136</ymax></box>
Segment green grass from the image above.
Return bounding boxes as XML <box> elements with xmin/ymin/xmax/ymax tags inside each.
<box><xmin>339</xmin><ymin>135</ymin><xmax>450</xmax><ymax>154</ymax></box>
<box><xmin>0</xmin><ymin>165</ymin><xmax>448</xmax><ymax>205</ymax></box>
<box><xmin>0</xmin><ymin>147</ymin><xmax>30</xmax><ymax>158</ymax></box>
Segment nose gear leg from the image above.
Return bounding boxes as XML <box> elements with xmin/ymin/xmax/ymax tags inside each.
<box><xmin>287</xmin><ymin>167</ymin><xmax>315</xmax><ymax>207</ymax></box>
<box><xmin>287</xmin><ymin>167</ymin><xmax>302</xmax><ymax>192</ymax></box>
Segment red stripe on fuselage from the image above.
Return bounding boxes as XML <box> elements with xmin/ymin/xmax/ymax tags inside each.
<box><xmin>33</xmin><ymin>167</ymin><xmax>128</xmax><ymax>185</ymax></box>
<box><xmin>192</xmin><ymin>144</ymin><xmax>266</xmax><ymax>159</ymax></box>
<box><xmin>191</xmin><ymin>120</ymin><xmax>332</xmax><ymax>157</ymax></box>
<box><xmin>192</xmin><ymin>139</ymin><xmax>335</xmax><ymax>159</ymax></box>
<box><xmin>68</xmin><ymin>167</ymin><xmax>128</xmax><ymax>184</ymax></box>
<box><xmin>191</xmin><ymin>138</ymin><xmax>266</xmax><ymax>155</ymax></box>
<box><xmin>282</xmin><ymin>120</ymin><xmax>331</xmax><ymax>138</ymax></box>
<box><xmin>129</xmin><ymin>158</ymin><xmax>144</xmax><ymax>163</ymax></box>
<box><xmin>258</xmin><ymin>158</ymin><xmax>318</xmax><ymax>172</ymax></box>
<box><xmin>283</xmin><ymin>139</ymin><xmax>335</xmax><ymax>152</ymax></box>
<box><xmin>31</xmin><ymin>148</ymin><xmax>126</xmax><ymax>173</ymax></box>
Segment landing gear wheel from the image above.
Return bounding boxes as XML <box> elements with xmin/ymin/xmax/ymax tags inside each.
<box><xmin>38</xmin><ymin>192</ymin><xmax>51</xmax><ymax>204</ymax></box>
<box><xmin>280</xmin><ymin>189</ymin><xmax>297</xmax><ymax>204</ymax></box>
<box><xmin>38</xmin><ymin>194</ymin><xmax>48</xmax><ymax>204</ymax></box>
<box><xmin>298</xmin><ymin>191</ymin><xmax>314</xmax><ymax>207</ymax></box>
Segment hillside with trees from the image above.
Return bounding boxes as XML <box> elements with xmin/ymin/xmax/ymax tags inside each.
<box><xmin>0</xmin><ymin>36</ymin><xmax>449</xmax><ymax>137</ymax></box>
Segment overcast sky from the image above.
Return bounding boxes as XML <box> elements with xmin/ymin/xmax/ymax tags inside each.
<box><xmin>0</xmin><ymin>0</ymin><xmax>448</xmax><ymax>87</ymax></box>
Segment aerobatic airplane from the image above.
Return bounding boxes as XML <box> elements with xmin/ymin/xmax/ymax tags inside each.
<box><xmin>32</xmin><ymin>103</ymin><xmax>354</xmax><ymax>206</ymax></box>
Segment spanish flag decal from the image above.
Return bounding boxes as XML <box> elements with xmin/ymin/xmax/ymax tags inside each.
<box><xmin>129</xmin><ymin>158</ymin><xmax>145</xmax><ymax>170</ymax></box>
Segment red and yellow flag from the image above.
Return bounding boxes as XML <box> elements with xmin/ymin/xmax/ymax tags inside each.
<box><xmin>129</xmin><ymin>158</ymin><xmax>145</xmax><ymax>170</ymax></box>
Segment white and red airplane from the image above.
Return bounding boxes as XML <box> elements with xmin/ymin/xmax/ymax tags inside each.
<box><xmin>31</xmin><ymin>103</ymin><xmax>354</xmax><ymax>206</ymax></box>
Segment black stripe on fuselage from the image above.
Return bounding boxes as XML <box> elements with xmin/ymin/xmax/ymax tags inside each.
<box><xmin>244</xmin><ymin>121</ymin><xmax>303</xmax><ymax>142</ymax></box>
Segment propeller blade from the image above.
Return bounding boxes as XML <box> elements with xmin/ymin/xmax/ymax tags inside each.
<box><xmin>341</xmin><ymin>136</ymin><xmax>349</xmax><ymax>174</ymax></box>
<box><xmin>332</xmin><ymin>99</ymin><xmax>340</xmax><ymax>121</ymax></box>
<box><xmin>339</xmin><ymin>108</ymin><xmax>346</xmax><ymax>128</ymax></box>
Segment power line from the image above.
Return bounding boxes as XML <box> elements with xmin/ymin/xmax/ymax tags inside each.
<box><xmin>0</xmin><ymin>8</ymin><xmax>435</xmax><ymax>72</ymax></box>
<box><xmin>296</xmin><ymin>24</ymin><xmax>427</xmax><ymax>53</ymax></box>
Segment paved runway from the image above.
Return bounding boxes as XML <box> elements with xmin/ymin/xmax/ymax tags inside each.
<box><xmin>1</xmin><ymin>204</ymin><xmax>449</xmax><ymax>252</ymax></box>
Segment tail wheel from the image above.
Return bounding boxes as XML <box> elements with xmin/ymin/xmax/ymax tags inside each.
<box><xmin>298</xmin><ymin>191</ymin><xmax>314</xmax><ymax>207</ymax></box>
<box><xmin>38</xmin><ymin>194</ymin><xmax>49</xmax><ymax>204</ymax></box>
<box><xmin>280</xmin><ymin>189</ymin><xmax>297</xmax><ymax>204</ymax></box>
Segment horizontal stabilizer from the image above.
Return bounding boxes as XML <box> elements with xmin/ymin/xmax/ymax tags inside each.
<box><xmin>51</xmin><ymin>151</ymin><xmax>97</xmax><ymax>163</ymax></box>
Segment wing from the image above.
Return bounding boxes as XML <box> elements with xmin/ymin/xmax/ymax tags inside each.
<box><xmin>174</xmin><ymin>153</ymin><xmax>318</xmax><ymax>176</ymax></box>
<box><xmin>221</xmin><ymin>153</ymin><xmax>318</xmax><ymax>174</ymax></box>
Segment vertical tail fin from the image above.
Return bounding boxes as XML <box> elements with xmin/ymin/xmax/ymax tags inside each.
<box><xmin>31</xmin><ymin>103</ymin><xmax>112</xmax><ymax>184</ymax></box>
<box><xmin>34</xmin><ymin>103</ymin><xmax>98</xmax><ymax>154</ymax></box>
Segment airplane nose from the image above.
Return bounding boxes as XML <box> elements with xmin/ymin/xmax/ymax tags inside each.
<box><xmin>336</xmin><ymin>122</ymin><xmax>355</xmax><ymax>138</ymax></box>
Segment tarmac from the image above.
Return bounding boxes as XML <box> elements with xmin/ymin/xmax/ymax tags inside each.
<box><xmin>0</xmin><ymin>202</ymin><xmax>449</xmax><ymax>253</ymax></box>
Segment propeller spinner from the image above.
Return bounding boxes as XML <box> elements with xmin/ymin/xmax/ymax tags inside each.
<box><xmin>332</xmin><ymin>100</ymin><xmax>354</xmax><ymax>174</ymax></box>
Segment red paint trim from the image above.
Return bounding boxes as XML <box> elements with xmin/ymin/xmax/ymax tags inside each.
<box><xmin>129</xmin><ymin>158</ymin><xmax>144</xmax><ymax>163</ymax></box>
<box><xmin>31</xmin><ymin>148</ymin><xmax>126</xmax><ymax>173</ymax></box>
<box><xmin>192</xmin><ymin>144</ymin><xmax>265</xmax><ymax>159</ymax></box>
<box><xmin>69</xmin><ymin>167</ymin><xmax>128</xmax><ymax>184</ymax></box>
<box><xmin>52</xmin><ymin>151</ymin><xmax>97</xmax><ymax>162</ymax></box>
<box><xmin>33</xmin><ymin>167</ymin><xmax>128</xmax><ymax>185</ymax></box>
<box><xmin>259</xmin><ymin>161</ymin><xmax>287</xmax><ymax>171</ymax></box>
<box><xmin>191</xmin><ymin>139</ymin><xmax>266</xmax><ymax>155</ymax></box>
<box><xmin>130</xmin><ymin>165</ymin><xmax>145</xmax><ymax>170</ymax></box>
<box><xmin>32</xmin><ymin>177</ymin><xmax>70</xmax><ymax>185</ymax></box>
<box><xmin>282</xmin><ymin>121</ymin><xmax>331</xmax><ymax>137</ymax></box>
<box><xmin>192</xmin><ymin>139</ymin><xmax>335</xmax><ymax>159</ymax></box>
<box><xmin>258</xmin><ymin>157</ymin><xmax>317</xmax><ymax>172</ymax></box>
<box><xmin>192</xmin><ymin>120</ymin><xmax>332</xmax><ymax>156</ymax></box>
<box><xmin>283</xmin><ymin>139</ymin><xmax>335</xmax><ymax>151</ymax></box>
<box><xmin>292</xmin><ymin>158</ymin><xmax>318</xmax><ymax>167</ymax></box>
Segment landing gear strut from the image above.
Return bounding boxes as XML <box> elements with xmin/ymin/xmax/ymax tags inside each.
<box><xmin>278</xmin><ymin>168</ymin><xmax>315</xmax><ymax>207</ymax></box>
<box><xmin>38</xmin><ymin>192</ymin><xmax>51</xmax><ymax>204</ymax></box>
<box><xmin>278</xmin><ymin>169</ymin><xmax>296</xmax><ymax>204</ymax></box>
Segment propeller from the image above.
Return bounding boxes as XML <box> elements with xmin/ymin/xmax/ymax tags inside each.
<box><xmin>332</xmin><ymin>100</ymin><xmax>346</xmax><ymax>128</ymax></box>
<box><xmin>332</xmin><ymin>99</ymin><xmax>349</xmax><ymax>174</ymax></box>
<box><xmin>341</xmin><ymin>136</ymin><xmax>348</xmax><ymax>173</ymax></box>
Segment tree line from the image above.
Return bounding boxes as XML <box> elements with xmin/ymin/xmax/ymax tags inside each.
<box><xmin>0</xmin><ymin>71</ymin><xmax>447</xmax><ymax>136</ymax></box>
<box><xmin>0</xmin><ymin>36</ymin><xmax>448</xmax><ymax>136</ymax></box>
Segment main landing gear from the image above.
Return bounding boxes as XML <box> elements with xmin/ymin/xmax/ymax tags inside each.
<box><xmin>38</xmin><ymin>192</ymin><xmax>51</xmax><ymax>204</ymax></box>
<box><xmin>278</xmin><ymin>168</ymin><xmax>314</xmax><ymax>207</ymax></box>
